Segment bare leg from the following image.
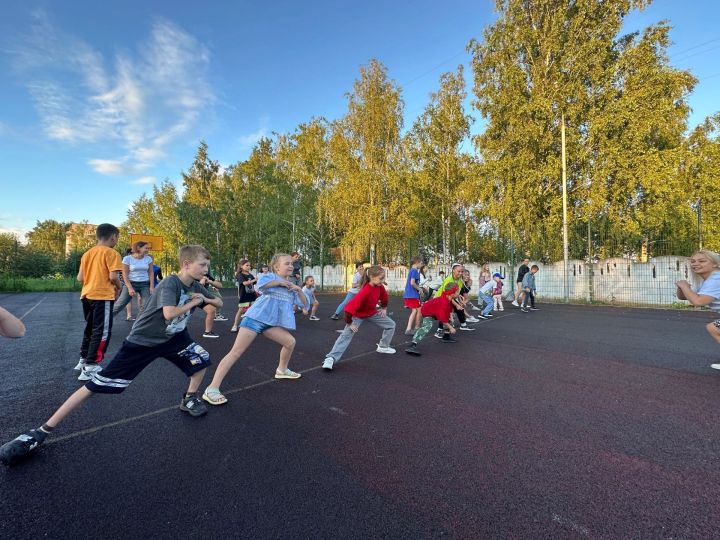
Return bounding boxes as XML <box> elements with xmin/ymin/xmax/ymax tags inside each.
<box><xmin>125</xmin><ymin>303</ymin><xmax>133</xmax><ymax>319</ymax></box>
<box><xmin>208</xmin><ymin>328</ymin><xmax>258</xmax><ymax>388</ymax></box>
<box><xmin>706</xmin><ymin>323</ymin><xmax>720</xmax><ymax>346</ymax></box>
<box><xmin>262</xmin><ymin>327</ymin><xmax>296</xmax><ymax>372</ymax></box>
<box><xmin>203</xmin><ymin>305</ymin><xmax>214</xmax><ymax>333</ymax></box>
<box><xmin>311</xmin><ymin>301</ymin><xmax>319</xmax><ymax>317</ymax></box>
<box><xmin>187</xmin><ymin>368</ymin><xmax>206</xmax><ymax>393</ymax></box>
<box><xmin>232</xmin><ymin>306</ymin><xmax>245</xmax><ymax>329</ymax></box>
<box><xmin>45</xmin><ymin>386</ymin><xmax>94</xmax><ymax>429</ymax></box>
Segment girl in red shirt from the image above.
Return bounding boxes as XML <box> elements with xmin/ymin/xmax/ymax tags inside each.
<box><xmin>322</xmin><ymin>266</ymin><xmax>396</xmax><ymax>371</ymax></box>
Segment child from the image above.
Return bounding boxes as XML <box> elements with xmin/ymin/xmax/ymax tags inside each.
<box><xmin>0</xmin><ymin>245</ymin><xmax>222</xmax><ymax>466</ymax></box>
<box><xmin>200</xmin><ymin>271</ymin><xmax>226</xmax><ymax>338</ymax></box>
<box><xmin>255</xmin><ymin>264</ymin><xmax>270</xmax><ymax>295</ymax></box>
<box><xmin>330</xmin><ymin>262</ymin><xmax>365</xmax><ymax>320</ymax></box>
<box><xmin>477</xmin><ymin>273</ymin><xmax>498</xmax><ymax>319</ymax></box>
<box><xmin>520</xmin><ymin>264</ymin><xmax>540</xmax><ymax>312</ymax></box>
<box><xmin>0</xmin><ymin>306</ymin><xmax>25</xmax><ymax>338</ymax></box>
<box><xmin>322</xmin><ymin>265</ymin><xmax>396</xmax><ymax>371</ymax></box>
<box><xmin>302</xmin><ymin>276</ymin><xmax>320</xmax><ymax>320</ymax></box>
<box><xmin>75</xmin><ymin>223</ymin><xmax>123</xmax><ymax>380</ymax></box>
<box><xmin>231</xmin><ymin>259</ymin><xmax>257</xmax><ymax>332</ymax></box>
<box><xmin>427</xmin><ymin>270</ymin><xmax>445</xmax><ymax>299</ymax></box>
<box><xmin>403</xmin><ymin>256</ymin><xmax>424</xmax><ymax>335</ymax></box>
<box><xmin>513</xmin><ymin>258</ymin><xmax>530</xmax><ymax>307</ymax></box>
<box><xmin>202</xmin><ymin>253</ymin><xmax>307</xmax><ymax>405</ymax></box>
<box><xmin>675</xmin><ymin>250</ymin><xmax>720</xmax><ymax>370</ymax></box>
<box><xmin>405</xmin><ymin>284</ymin><xmax>464</xmax><ymax>355</ymax></box>
<box><xmin>492</xmin><ymin>273</ymin><xmax>505</xmax><ymax>311</ymax></box>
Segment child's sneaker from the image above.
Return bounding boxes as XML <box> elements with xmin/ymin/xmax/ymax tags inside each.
<box><xmin>322</xmin><ymin>357</ymin><xmax>334</xmax><ymax>371</ymax></box>
<box><xmin>275</xmin><ymin>368</ymin><xmax>301</xmax><ymax>379</ymax></box>
<box><xmin>202</xmin><ymin>331</ymin><xmax>219</xmax><ymax>338</ymax></box>
<box><xmin>78</xmin><ymin>363</ymin><xmax>102</xmax><ymax>381</ymax></box>
<box><xmin>465</xmin><ymin>316</ymin><xmax>479</xmax><ymax>323</ymax></box>
<box><xmin>441</xmin><ymin>334</ymin><xmax>457</xmax><ymax>343</ymax></box>
<box><xmin>230</xmin><ymin>326</ymin><xmax>238</xmax><ymax>333</ymax></box>
<box><xmin>74</xmin><ymin>358</ymin><xmax>86</xmax><ymax>371</ymax></box>
<box><xmin>405</xmin><ymin>343</ymin><xmax>421</xmax><ymax>356</ymax></box>
<box><xmin>459</xmin><ymin>324</ymin><xmax>475</xmax><ymax>331</ymax></box>
<box><xmin>511</xmin><ymin>300</ymin><xmax>519</xmax><ymax>307</ymax></box>
<box><xmin>309</xmin><ymin>315</ymin><xmax>320</xmax><ymax>321</ymax></box>
<box><xmin>376</xmin><ymin>345</ymin><xmax>396</xmax><ymax>354</ymax></box>
<box><xmin>520</xmin><ymin>308</ymin><xmax>529</xmax><ymax>313</ymax></box>
<box><xmin>711</xmin><ymin>364</ymin><xmax>720</xmax><ymax>370</ymax></box>
<box><xmin>180</xmin><ymin>395</ymin><xmax>208</xmax><ymax>417</ymax></box>
<box><xmin>529</xmin><ymin>307</ymin><xmax>540</xmax><ymax>311</ymax></box>
<box><xmin>213</xmin><ymin>315</ymin><xmax>228</xmax><ymax>321</ymax></box>
<box><xmin>329</xmin><ymin>314</ymin><xmax>340</xmax><ymax>320</ymax></box>
<box><xmin>434</xmin><ymin>329</ymin><xmax>444</xmax><ymax>339</ymax></box>
<box><xmin>0</xmin><ymin>429</ymin><xmax>47</xmax><ymax>466</ymax></box>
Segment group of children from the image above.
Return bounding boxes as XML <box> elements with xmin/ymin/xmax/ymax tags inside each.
<box><xmin>7</xmin><ymin>223</ymin><xmax>719</xmax><ymax>467</ymax></box>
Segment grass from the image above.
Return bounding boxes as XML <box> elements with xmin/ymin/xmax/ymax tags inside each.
<box><xmin>0</xmin><ymin>277</ymin><xmax>81</xmax><ymax>293</ymax></box>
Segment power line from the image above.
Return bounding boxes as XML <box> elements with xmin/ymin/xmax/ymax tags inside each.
<box><xmin>671</xmin><ymin>37</ymin><xmax>720</xmax><ymax>56</ymax></box>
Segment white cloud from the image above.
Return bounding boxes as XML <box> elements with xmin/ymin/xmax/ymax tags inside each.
<box><xmin>12</xmin><ymin>11</ymin><xmax>214</xmax><ymax>175</ymax></box>
<box><xmin>130</xmin><ymin>176</ymin><xmax>156</xmax><ymax>185</ymax></box>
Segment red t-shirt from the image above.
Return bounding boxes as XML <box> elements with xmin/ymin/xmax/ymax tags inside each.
<box><xmin>344</xmin><ymin>283</ymin><xmax>388</xmax><ymax>323</ymax></box>
<box><xmin>420</xmin><ymin>291</ymin><xmax>455</xmax><ymax>324</ymax></box>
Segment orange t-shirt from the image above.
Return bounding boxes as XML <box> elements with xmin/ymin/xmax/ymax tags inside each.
<box><xmin>79</xmin><ymin>246</ymin><xmax>123</xmax><ymax>300</ymax></box>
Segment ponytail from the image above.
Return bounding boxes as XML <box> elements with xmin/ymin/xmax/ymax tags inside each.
<box><xmin>358</xmin><ymin>265</ymin><xmax>384</xmax><ymax>288</ymax></box>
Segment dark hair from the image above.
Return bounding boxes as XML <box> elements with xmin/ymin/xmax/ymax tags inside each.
<box><xmin>410</xmin><ymin>256</ymin><xmax>422</xmax><ymax>265</ymax></box>
<box><xmin>358</xmin><ymin>265</ymin><xmax>385</xmax><ymax>288</ymax></box>
<box><xmin>291</xmin><ymin>251</ymin><xmax>300</xmax><ymax>257</ymax></box>
<box><xmin>531</xmin><ymin>264</ymin><xmax>539</xmax><ymax>271</ymax></box>
<box><xmin>355</xmin><ymin>262</ymin><xmax>364</xmax><ymax>270</ymax></box>
<box><xmin>124</xmin><ymin>248</ymin><xmax>133</xmax><ymax>255</ymax></box>
<box><xmin>132</xmin><ymin>241</ymin><xmax>149</xmax><ymax>253</ymax></box>
<box><xmin>236</xmin><ymin>259</ymin><xmax>250</xmax><ymax>273</ymax></box>
<box><xmin>303</xmin><ymin>275</ymin><xmax>314</xmax><ymax>286</ymax></box>
<box><xmin>96</xmin><ymin>223</ymin><xmax>119</xmax><ymax>240</ymax></box>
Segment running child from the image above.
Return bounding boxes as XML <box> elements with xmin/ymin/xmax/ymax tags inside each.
<box><xmin>322</xmin><ymin>265</ymin><xmax>396</xmax><ymax>371</ymax></box>
<box><xmin>405</xmin><ymin>283</ymin><xmax>464</xmax><ymax>355</ymax></box>
<box><xmin>302</xmin><ymin>276</ymin><xmax>320</xmax><ymax>320</ymax></box>
<box><xmin>202</xmin><ymin>253</ymin><xmax>307</xmax><ymax>406</ymax></box>
<box><xmin>403</xmin><ymin>256</ymin><xmax>424</xmax><ymax>336</ymax></box>
<box><xmin>231</xmin><ymin>259</ymin><xmax>257</xmax><ymax>332</ymax></box>
<box><xmin>675</xmin><ymin>250</ymin><xmax>720</xmax><ymax>370</ymax></box>
<box><xmin>0</xmin><ymin>245</ymin><xmax>222</xmax><ymax>466</ymax></box>
<box><xmin>75</xmin><ymin>223</ymin><xmax>123</xmax><ymax>380</ymax></box>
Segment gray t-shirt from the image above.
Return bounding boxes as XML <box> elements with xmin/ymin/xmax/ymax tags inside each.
<box><xmin>127</xmin><ymin>275</ymin><xmax>210</xmax><ymax>346</ymax></box>
<box><xmin>696</xmin><ymin>271</ymin><xmax>720</xmax><ymax>313</ymax></box>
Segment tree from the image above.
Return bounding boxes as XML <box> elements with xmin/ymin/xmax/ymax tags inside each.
<box><xmin>26</xmin><ymin>220</ymin><xmax>70</xmax><ymax>260</ymax></box>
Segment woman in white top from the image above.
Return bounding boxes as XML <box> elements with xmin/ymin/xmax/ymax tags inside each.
<box><xmin>676</xmin><ymin>249</ymin><xmax>720</xmax><ymax>369</ymax></box>
<box><xmin>113</xmin><ymin>241</ymin><xmax>155</xmax><ymax>319</ymax></box>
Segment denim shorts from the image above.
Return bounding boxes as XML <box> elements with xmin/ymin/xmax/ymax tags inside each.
<box><xmin>240</xmin><ymin>316</ymin><xmax>273</xmax><ymax>334</ymax></box>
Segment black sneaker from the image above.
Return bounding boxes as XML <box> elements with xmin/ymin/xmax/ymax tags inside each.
<box><xmin>202</xmin><ymin>331</ymin><xmax>219</xmax><ymax>338</ymax></box>
<box><xmin>329</xmin><ymin>314</ymin><xmax>340</xmax><ymax>320</ymax></box>
<box><xmin>520</xmin><ymin>308</ymin><xmax>529</xmax><ymax>313</ymax></box>
<box><xmin>180</xmin><ymin>395</ymin><xmax>208</xmax><ymax>417</ymax></box>
<box><xmin>529</xmin><ymin>307</ymin><xmax>540</xmax><ymax>311</ymax></box>
<box><xmin>441</xmin><ymin>335</ymin><xmax>458</xmax><ymax>343</ymax></box>
<box><xmin>434</xmin><ymin>329</ymin><xmax>444</xmax><ymax>339</ymax></box>
<box><xmin>0</xmin><ymin>429</ymin><xmax>47</xmax><ymax>466</ymax></box>
<box><xmin>405</xmin><ymin>344</ymin><xmax>421</xmax><ymax>356</ymax></box>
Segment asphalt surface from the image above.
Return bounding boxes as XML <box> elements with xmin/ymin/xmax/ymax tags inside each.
<box><xmin>1</xmin><ymin>291</ymin><xmax>719</xmax><ymax>539</ymax></box>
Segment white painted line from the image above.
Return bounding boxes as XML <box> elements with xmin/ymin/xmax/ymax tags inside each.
<box><xmin>328</xmin><ymin>407</ymin><xmax>347</xmax><ymax>416</ymax></box>
<box><xmin>552</xmin><ymin>513</ymin><xmax>589</xmax><ymax>536</ymax></box>
<box><xmin>46</xmin><ymin>347</ymin><xmax>378</xmax><ymax>445</ymax></box>
<box><xmin>19</xmin><ymin>296</ymin><xmax>45</xmax><ymax>320</ymax></box>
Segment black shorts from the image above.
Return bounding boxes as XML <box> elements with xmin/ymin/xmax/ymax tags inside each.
<box><xmin>85</xmin><ymin>330</ymin><xmax>211</xmax><ymax>394</ymax></box>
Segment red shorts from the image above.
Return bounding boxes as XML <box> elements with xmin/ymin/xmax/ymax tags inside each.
<box><xmin>404</xmin><ymin>298</ymin><xmax>421</xmax><ymax>309</ymax></box>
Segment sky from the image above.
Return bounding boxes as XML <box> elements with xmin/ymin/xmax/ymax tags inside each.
<box><xmin>1</xmin><ymin>0</ymin><xmax>718</xmax><ymax>239</ymax></box>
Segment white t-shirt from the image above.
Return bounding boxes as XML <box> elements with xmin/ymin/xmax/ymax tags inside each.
<box><xmin>122</xmin><ymin>254</ymin><xmax>153</xmax><ymax>282</ymax></box>
<box><xmin>480</xmin><ymin>280</ymin><xmax>496</xmax><ymax>294</ymax></box>
<box><xmin>696</xmin><ymin>272</ymin><xmax>720</xmax><ymax>313</ymax></box>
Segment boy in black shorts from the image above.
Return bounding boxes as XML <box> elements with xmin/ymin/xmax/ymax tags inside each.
<box><xmin>0</xmin><ymin>245</ymin><xmax>222</xmax><ymax>466</ymax></box>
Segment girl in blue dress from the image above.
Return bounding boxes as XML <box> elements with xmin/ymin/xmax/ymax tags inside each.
<box><xmin>202</xmin><ymin>253</ymin><xmax>307</xmax><ymax>405</ymax></box>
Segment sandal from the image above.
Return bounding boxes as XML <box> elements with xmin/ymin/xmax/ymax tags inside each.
<box><xmin>274</xmin><ymin>369</ymin><xmax>301</xmax><ymax>380</ymax></box>
<box><xmin>202</xmin><ymin>387</ymin><xmax>228</xmax><ymax>405</ymax></box>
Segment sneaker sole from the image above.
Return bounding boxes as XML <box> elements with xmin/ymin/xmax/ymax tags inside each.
<box><xmin>179</xmin><ymin>405</ymin><xmax>207</xmax><ymax>417</ymax></box>
<box><xmin>202</xmin><ymin>335</ymin><xmax>220</xmax><ymax>338</ymax></box>
<box><xmin>275</xmin><ymin>373</ymin><xmax>302</xmax><ymax>379</ymax></box>
<box><xmin>405</xmin><ymin>349</ymin><xmax>421</xmax><ymax>356</ymax></box>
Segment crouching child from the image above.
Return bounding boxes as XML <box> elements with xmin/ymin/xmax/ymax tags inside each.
<box><xmin>0</xmin><ymin>245</ymin><xmax>222</xmax><ymax>466</ymax></box>
<box><xmin>405</xmin><ymin>284</ymin><xmax>464</xmax><ymax>356</ymax></box>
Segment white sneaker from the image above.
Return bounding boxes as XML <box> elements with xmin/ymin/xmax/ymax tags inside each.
<box><xmin>466</xmin><ymin>316</ymin><xmax>479</xmax><ymax>323</ymax></box>
<box><xmin>214</xmin><ymin>315</ymin><xmax>228</xmax><ymax>321</ymax></box>
<box><xmin>710</xmin><ymin>364</ymin><xmax>720</xmax><ymax>370</ymax></box>
<box><xmin>78</xmin><ymin>363</ymin><xmax>102</xmax><ymax>381</ymax></box>
<box><xmin>511</xmin><ymin>300</ymin><xmax>519</xmax><ymax>307</ymax></box>
<box><xmin>74</xmin><ymin>358</ymin><xmax>86</xmax><ymax>371</ymax></box>
<box><xmin>376</xmin><ymin>345</ymin><xmax>396</xmax><ymax>354</ymax></box>
<box><xmin>322</xmin><ymin>357</ymin><xmax>334</xmax><ymax>371</ymax></box>
<box><xmin>471</xmin><ymin>305</ymin><xmax>481</xmax><ymax>311</ymax></box>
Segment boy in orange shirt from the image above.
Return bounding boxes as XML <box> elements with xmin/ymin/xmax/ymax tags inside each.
<box><xmin>75</xmin><ymin>223</ymin><xmax>123</xmax><ymax>381</ymax></box>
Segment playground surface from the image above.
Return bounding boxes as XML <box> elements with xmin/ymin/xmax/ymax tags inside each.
<box><xmin>1</xmin><ymin>291</ymin><xmax>719</xmax><ymax>538</ymax></box>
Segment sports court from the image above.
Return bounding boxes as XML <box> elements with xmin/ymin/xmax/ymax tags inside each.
<box><xmin>1</xmin><ymin>291</ymin><xmax>719</xmax><ymax>538</ymax></box>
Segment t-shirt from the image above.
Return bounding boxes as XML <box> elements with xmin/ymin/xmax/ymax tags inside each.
<box><xmin>79</xmin><ymin>246</ymin><xmax>123</xmax><ymax>300</ymax></box>
<box><xmin>302</xmin><ymin>285</ymin><xmax>316</xmax><ymax>307</ymax></box>
<box><xmin>404</xmin><ymin>267</ymin><xmax>421</xmax><ymax>299</ymax></box>
<box><xmin>237</xmin><ymin>272</ymin><xmax>257</xmax><ymax>303</ymax></box>
<box><xmin>479</xmin><ymin>280</ymin><xmax>496</xmax><ymax>295</ymax></box>
<box><xmin>494</xmin><ymin>281</ymin><xmax>504</xmax><ymax>295</ymax></box>
<box><xmin>433</xmin><ymin>274</ymin><xmax>464</xmax><ymax>298</ymax></box>
<box><xmin>349</xmin><ymin>271</ymin><xmax>363</xmax><ymax>293</ymax></box>
<box><xmin>420</xmin><ymin>291</ymin><xmax>455</xmax><ymax>324</ymax></box>
<box><xmin>128</xmin><ymin>275</ymin><xmax>211</xmax><ymax>346</ymax></box>
<box><xmin>152</xmin><ymin>265</ymin><xmax>163</xmax><ymax>287</ymax></box>
<box><xmin>123</xmin><ymin>254</ymin><xmax>153</xmax><ymax>282</ymax></box>
<box><xmin>696</xmin><ymin>272</ymin><xmax>720</xmax><ymax>313</ymax></box>
<box><xmin>516</xmin><ymin>264</ymin><xmax>530</xmax><ymax>283</ymax></box>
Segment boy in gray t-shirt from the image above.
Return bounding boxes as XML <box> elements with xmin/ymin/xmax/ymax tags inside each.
<box><xmin>0</xmin><ymin>245</ymin><xmax>223</xmax><ymax>466</ymax></box>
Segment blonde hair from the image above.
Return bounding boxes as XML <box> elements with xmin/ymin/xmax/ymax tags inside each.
<box><xmin>270</xmin><ymin>253</ymin><xmax>292</xmax><ymax>273</ymax></box>
<box><xmin>690</xmin><ymin>250</ymin><xmax>720</xmax><ymax>288</ymax></box>
<box><xmin>178</xmin><ymin>245</ymin><xmax>211</xmax><ymax>266</ymax></box>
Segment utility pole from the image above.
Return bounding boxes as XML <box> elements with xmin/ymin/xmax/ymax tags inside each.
<box><xmin>561</xmin><ymin>113</ymin><xmax>569</xmax><ymax>302</ymax></box>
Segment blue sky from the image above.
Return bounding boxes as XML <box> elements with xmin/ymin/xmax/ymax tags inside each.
<box><xmin>1</xmin><ymin>0</ymin><xmax>718</xmax><ymax>239</ymax></box>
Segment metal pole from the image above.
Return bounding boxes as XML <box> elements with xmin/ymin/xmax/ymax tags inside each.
<box><xmin>561</xmin><ymin>113</ymin><xmax>569</xmax><ymax>302</ymax></box>
<box><xmin>697</xmin><ymin>198</ymin><xmax>703</xmax><ymax>249</ymax></box>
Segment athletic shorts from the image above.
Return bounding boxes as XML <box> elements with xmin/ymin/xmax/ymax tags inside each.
<box><xmin>403</xmin><ymin>298</ymin><xmax>421</xmax><ymax>309</ymax></box>
<box><xmin>240</xmin><ymin>316</ymin><xmax>273</xmax><ymax>334</ymax></box>
<box><xmin>85</xmin><ymin>330</ymin><xmax>211</xmax><ymax>394</ymax></box>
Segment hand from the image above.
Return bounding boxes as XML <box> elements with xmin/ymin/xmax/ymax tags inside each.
<box><xmin>128</xmin><ymin>288</ymin><xmax>136</xmax><ymax>297</ymax></box>
<box><xmin>349</xmin><ymin>323</ymin><xmax>359</xmax><ymax>333</ymax></box>
<box><xmin>448</xmin><ymin>326</ymin><xmax>457</xmax><ymax>334</ymax></box>
<box><xmin>149</xmin><ymin>287</ymin><xmax>155</xmax><ymax>295</ymax></box>
<box><xmin>302</xmin><ymin>309</ymin><xmax>308</xmax><ymax>315</ymax></box>
<box><xmin>378</xmin><ymin>308</ymin><xmax>387</xmax><ymax>317</ymax></box>
<box><xmin>676</xmin><ymin>280</ymin><xmax>690</xmax><ymax>289</ymax></box>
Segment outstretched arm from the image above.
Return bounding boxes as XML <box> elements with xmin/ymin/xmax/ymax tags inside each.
<box><xmin>0</xmin><ymin>306</ymin><xmax>25</xmax><ymax>338</ymax></box>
